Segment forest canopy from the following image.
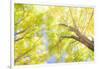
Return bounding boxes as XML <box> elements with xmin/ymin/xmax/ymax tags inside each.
<box><xmin>14</xmin><ymin>4</ymin><xmax>94</xmax><ymax>65</ymax></box>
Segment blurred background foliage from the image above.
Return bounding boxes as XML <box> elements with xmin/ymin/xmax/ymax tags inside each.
<box><xmin>14</xmin><ymin>4</ymin><xmax>94</xmax><ymax>65</ymax></box>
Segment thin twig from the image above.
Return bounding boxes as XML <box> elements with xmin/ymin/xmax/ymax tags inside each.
<box><xmin>83</xmin><ymin>10</ymin><xmax>94</xmax><ymax>33</ymax></box>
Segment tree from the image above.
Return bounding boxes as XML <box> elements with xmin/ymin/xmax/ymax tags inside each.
<box><xmin>14</xmin><ymin>4</ymin><xmax>94</xmax><ymax>65</ymax></box>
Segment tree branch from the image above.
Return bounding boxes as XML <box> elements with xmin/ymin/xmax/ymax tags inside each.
<box><xmin>69</xmin><ymin>8</ymin><xmax>77</xmax><ymax>28</ymax></box>
<box><xmin>83</xmin><ymin>10</ymin><xmax>94</xmax><ymax>33</ymax></box>
<box><xmin>61</xmin><ymin>35</ymin><xmax>94</xmax><ymax>51</ymax></box>
<box><xmin>15</xmin><ymin>38</ymin><xmax>41</xmax><ymax>63</ymax></box>
<box><xmin>15</xmin><ymin>48</ymin><xmax>33</xmax><ymax>63</ymax></box>
<box><xmin>59</xmin><ymin>23</ymin><xmax>94</xmax><ymax>51</ymax></box>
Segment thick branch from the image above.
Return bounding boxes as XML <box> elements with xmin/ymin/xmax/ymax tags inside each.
<box><xmin>61</xmin><ymin>35</ymin><xmax>94</xmax><ymax>51</ymax></box>
<box><xmin>59</xmin><ymin>24</ymin><xmax>94</xmax><ymax>51</ymax></box>
<box><xmin>59</xmin><ymin>9</ymin><xmax>94</xmax><ymax>52</ymax></box>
